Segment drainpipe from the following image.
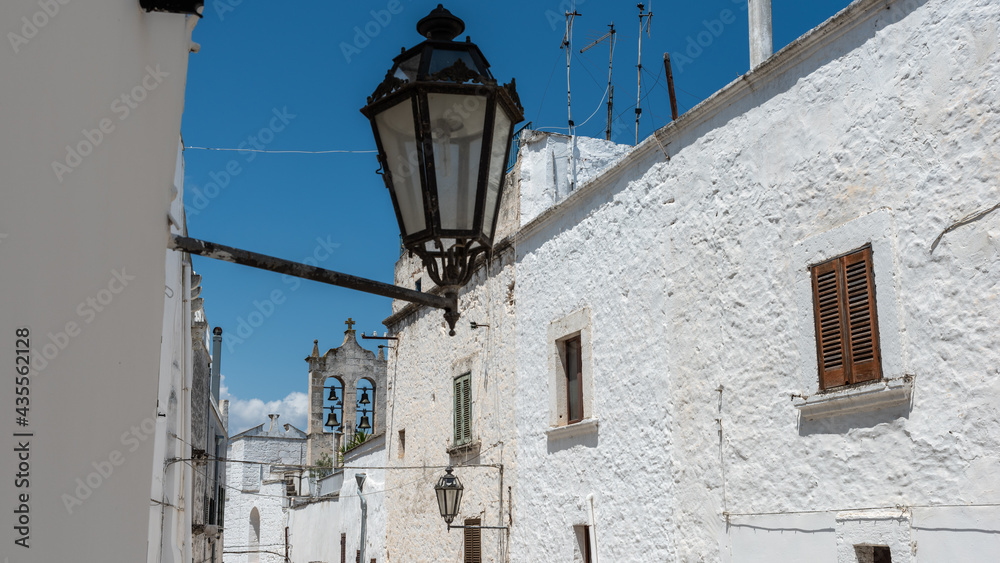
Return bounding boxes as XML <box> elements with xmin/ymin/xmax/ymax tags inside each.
<box><xmin>587</xmin><ymin>493</ymin><xmax>599</xmax><ymax>563</ymax></box>
<box><xmin>356</xmin><ymin>473</ymin><xmax>368</xmax><ymax>563</ymax></box>
<box><xmin>748</xmin><ymin>0</ymin><xmax>773</xmax><ymax>68</ymax></box>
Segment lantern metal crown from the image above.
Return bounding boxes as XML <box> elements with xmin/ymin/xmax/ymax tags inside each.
<box><xmin>361</xmin><ymin>4</ymin><xmax>524</xmax><ymax>306</ymax></box>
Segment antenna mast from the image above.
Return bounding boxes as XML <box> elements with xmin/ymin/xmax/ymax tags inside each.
<box><xmin>635</xmin><ymin>3</ymin><xmax>653</xmax><ymax>145</ymax></box>
<box><xmin>581</xmin><ymin>23</ymin><xmax>616</xmax><ymax>141</ymax></box>
<box><xmin>561</xmin><ymin>7</ymin><xmax>582</xmax><ymax>190</ymax></box>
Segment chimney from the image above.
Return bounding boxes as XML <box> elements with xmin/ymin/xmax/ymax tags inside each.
<box><xmin>211</xmin><ymin>327</ymin><xmax>223</xmax><ymax>401</ymax></box>
<box><xmin>748</xmin><ymin>0</ymin><xmax>773</xmax><ymax>68</ymax></box>
<box><xmin>268</xmin><ymin>414</ymin><xmax>280</xmax><ymax>433</ymax></box>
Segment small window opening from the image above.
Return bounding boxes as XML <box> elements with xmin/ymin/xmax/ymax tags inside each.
<box><xmin>398</xmin><ymin>429</ymin><xmax>406</xmax><ymax>459</ymax></box>
<box><xmin>854</xmin><ymin>545</ymin><xmax>891</xmax><ymax>563</ymax></box>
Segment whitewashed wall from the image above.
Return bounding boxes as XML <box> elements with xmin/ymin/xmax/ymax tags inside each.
<box><xmin>224</xmin><ymin>424</ymin><xmax>308</xmax><ymax>563</ymax></box>
<box><xmin>287</xmin><ymin>439</ymin><xmax>387</xmax><ymax>563</ymax></box>
<box><xmin>383</xmin><ymin>171</ymin><xmax>521</xmax><ymax>562</ymax></box>
<box><xmin>0</xmin><ymin>1</ymin><xmax>197</xmax><ymax>560</ymax></box>
<box><xmin>511</xmin><ymin>0</ymin><xmax>1000</xmax><ymax>561</ymax></box>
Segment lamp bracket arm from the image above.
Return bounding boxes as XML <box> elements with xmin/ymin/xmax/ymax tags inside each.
<box><xmin>169</xmin><ymin>234</ymin><xmax>457</xmax><ymax>313</ymax></box>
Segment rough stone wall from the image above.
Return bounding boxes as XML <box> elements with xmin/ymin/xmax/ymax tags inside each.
<box><xmin>512</xmin><ymin>0</ymin><xmax>1000</xmax><ymax>561</ymax></box>
<box><xmin>306</xmin><ymin>330</ymin><xmax>388</xmax><ymax>467</ymax></box>
<box><xmin>383</xmin><ymin>235</ymin><xmax>518</xmax><ymax>559</ymax></box>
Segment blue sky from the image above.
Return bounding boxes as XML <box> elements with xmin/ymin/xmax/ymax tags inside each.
<box><xmin>181</xmin><ymin>0</ymin><xmax>853</xmax><ymax>433</ymax></box>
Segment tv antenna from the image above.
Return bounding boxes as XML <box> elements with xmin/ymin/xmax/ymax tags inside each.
<box><xmin>580</xmin><ymin>23</ymin><xmax>616</xmax><ymax>141</ymax></box>
<box><xmin>561</xmin><ymin>7</ymin><xmax>582</xmax><ymax>190</ymax></box>
<box><xmin>635</xmin><ymin>2</ymin><xmax>653</xmax><ymax>145</ymax></box>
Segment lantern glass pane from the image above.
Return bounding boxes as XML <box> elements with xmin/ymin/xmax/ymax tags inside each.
<box><xmin>428</xmin><ymin>49</ymin><xmax>479</xmax><ymax>77</ymax></box>
<box><xmin>482</xmin><ymin>106</ymin><xmax>512</xmax><ymax>239</ymax></box>
<box><xmin>427</xmin><ymin>93</ymin><xmax>486</xmax><ymax>231</ymax></box>
<box><xmin>374</xmin><ymin>98</ymin><xmax>426</xmax><ymax>236</ymax></box>
<box><xmin>393</xmin><ymin>53</ymin><xmax>420</xmax><ymax>82</ymax></box>
<box><xmin>436</xmin><ymin>488</ymin><xmax>448</xmax><ymax>517</ymax></box>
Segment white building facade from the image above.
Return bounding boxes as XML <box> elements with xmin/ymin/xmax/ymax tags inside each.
<box><xmin>377</xmin><ymin>0</ymin><xmax>1000</xmax><ymax>561</ymax></box>
<box><xmin>509</xmin><ymin>0</ymin><xmax>1000</xmax><ymax>561</ymax></box>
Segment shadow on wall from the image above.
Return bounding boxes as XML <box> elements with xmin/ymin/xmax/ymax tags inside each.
<box><xmin>797</xmin><ymin>400</ymin><xmax>911</xmax><ymax>436</ymax></box>
<box><xmin>547</xmin><ymin>428</ymin><xmax>600</xmax><ymax>454</ymax></box>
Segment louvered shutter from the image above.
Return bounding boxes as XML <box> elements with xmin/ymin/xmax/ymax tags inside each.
<box><xmin>812</xmin><ymin>259</ymin><xmax>848</xmax><ymax>389</ymax></box>
<box><xmin>454</xmin><ymin>374</ymin><xmax>472</xmax><ymax>445</ymax></box>
<box><xmin>464</xmin><ymin>518</ymin><xmax>482</xmax><ymax>563</ymax></box>
<box><xmin>453</xmin><ymin>376</ymin><xmax>463</xmax><ymax>444</ymax></box>
<box><xmin>843</xmin><ymin>247</ymin><xmax>881</xmax><ymax>383</ymax></box>
<box><xmin>341</xmin><ymin>533</ymin><xmax>346</xmax><ymax>563</ymax></box>
<box><xmin>461</xmin><ymin>376</ymin><xmax>472</xmax><ymax>443</ymax></box>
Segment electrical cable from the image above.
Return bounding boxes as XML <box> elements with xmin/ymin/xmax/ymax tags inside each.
<box><xmin>184</xmin><ymin>145</ymin><xmax>375</xmax><ymax>154</ymax></box>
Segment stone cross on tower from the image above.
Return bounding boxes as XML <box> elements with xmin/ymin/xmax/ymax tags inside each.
<box><xmin>345</xmin><ymin>318</ymin><xmax>356</xmax><ymax>331</ymax></box>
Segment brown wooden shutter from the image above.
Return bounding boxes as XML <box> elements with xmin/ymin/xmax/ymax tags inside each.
<box><xmin>464</xmin><ymin>518</ymin><xmax>482</xmax><ymax>563</ymax></box>
<box><xmin>341</xmin><ymin>533</ymin><xmax>346</xmax><ymax>563</ymax></box>
<box><xmin>812</xmin><ymin>259</ymin><xmax>848</xmax><ymax>389</ymax></box>
<box><xmin>812</xmin><ymin>246</ymin><xmax>882</xmax><ymax>389</ymax></box>
<box><xmin>843</xmin><ymin>247</ymin><xmax>881</xmax><ymax>383</ymax></box>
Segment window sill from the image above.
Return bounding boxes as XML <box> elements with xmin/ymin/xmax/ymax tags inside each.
<box><xmin>793</xmin><ymin>376</ymin><xmax>912</xmax><ymax>420</ymax></box>
<box><xmin>546</xmin><ymin>418</ymin><xmax>599</xmax><ymax>440</ymax></box>
<box><xmin>447</xmin><ymin>440</ymin><xmax>480</xmax><ymax>456</ymax></box>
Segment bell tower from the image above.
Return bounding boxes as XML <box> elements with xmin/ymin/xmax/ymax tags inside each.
<box><xmin>305</xmin><ymin>319</ymin><xmax>388</xmax><ymax>467</ymax></box>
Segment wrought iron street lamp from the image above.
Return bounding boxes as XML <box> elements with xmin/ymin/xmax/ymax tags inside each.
<box><xmin>168</xmin><ymin>5</ymin><xmax>523</xmax><ymax>335</ymax></box>
<box><xmin>434</xmin><ymin>466</ymin><xmax>464</xmax><ymax>525</ymax></box>
<box><xmin>361</xmin><ymin>4</ymin><xmax>525</xmax><ymax>331</ymax></box>
<box><xmin>433</xmin><ymin>466</ymin><xmax>508</xmax><ymax>531</ymax></box>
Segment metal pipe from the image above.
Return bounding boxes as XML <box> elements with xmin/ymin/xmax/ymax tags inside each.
<box><xmin>168</xmin><ymin>234</ymin><xmax>459</xmax><ymax>325</ymax></box>
<box><xmin>357</xmin><ymin>473</ymin><xmax>368</xmax><ymax>563</ymax></box>
<box><xmin>663</xmin><ymin>53</ymin><xmax>679</xmax><ymax>121</ymax></box>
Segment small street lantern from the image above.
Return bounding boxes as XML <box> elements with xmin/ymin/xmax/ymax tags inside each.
<box><xmin>434</xmin><ymin>466</ymin><xmax>464</xmax><ymax>525</ymax></box>
<box><xmin>361</xmin><ymin>4</ymin><xmax>525</xmax><ymax>333</ymax></box>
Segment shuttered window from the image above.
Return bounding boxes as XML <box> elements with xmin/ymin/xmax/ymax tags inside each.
<box><xmin>464</xmin><ymin>518</ymin><xmax>482</xmax><ymax>563</ymax></box>
<box><xmin>454</xmin><ymin>373</ymin><xmax>472</xmax><ymax>445</ymax></box>
<box><xmin>564</xmin><ymin>336</ymin><xmax>584</xmax><ymax>423</ymax></box>
<box><xmin>811</xmin><ymin>246</ymin><xmax>882</xmax><ymax>390</ymax></box>
<box><xmin>341</xmin><ymin>533</ymin><xmax>346</xmax><ymax>563</ymax></box>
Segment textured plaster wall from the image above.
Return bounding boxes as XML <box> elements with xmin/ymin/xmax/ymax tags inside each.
<box><xmin>512</xmin><ymin>0</ymin><xmax>1000</xmax><ymax>561</ymax></box>
<box><xmin>383</xmin><ymin>219</ymin><xmax>519</xmax><ymax>560</ymax></box>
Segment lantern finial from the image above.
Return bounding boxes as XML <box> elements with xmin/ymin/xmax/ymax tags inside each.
<box><xmin>417</xmin><ymin>5</ymin><xmax>465</xmax><ymax>40</ymax></box>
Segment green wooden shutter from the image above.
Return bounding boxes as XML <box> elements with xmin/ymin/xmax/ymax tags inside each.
<box><xmin>454</xmin><ymin>373</ymin><xmax>472</xmax><ymax>445</ymax></box>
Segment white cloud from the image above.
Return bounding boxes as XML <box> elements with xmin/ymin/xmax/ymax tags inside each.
<box><xmin>220</xmin><ymin>374</ymin><xmax>308</xmax><ymax>435</ymax></box>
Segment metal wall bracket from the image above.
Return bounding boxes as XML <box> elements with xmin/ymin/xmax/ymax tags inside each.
<box><xmin>168</xmin><ymin>235</ymin><xmax>460</xmax><ymax>334</ymax></box>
